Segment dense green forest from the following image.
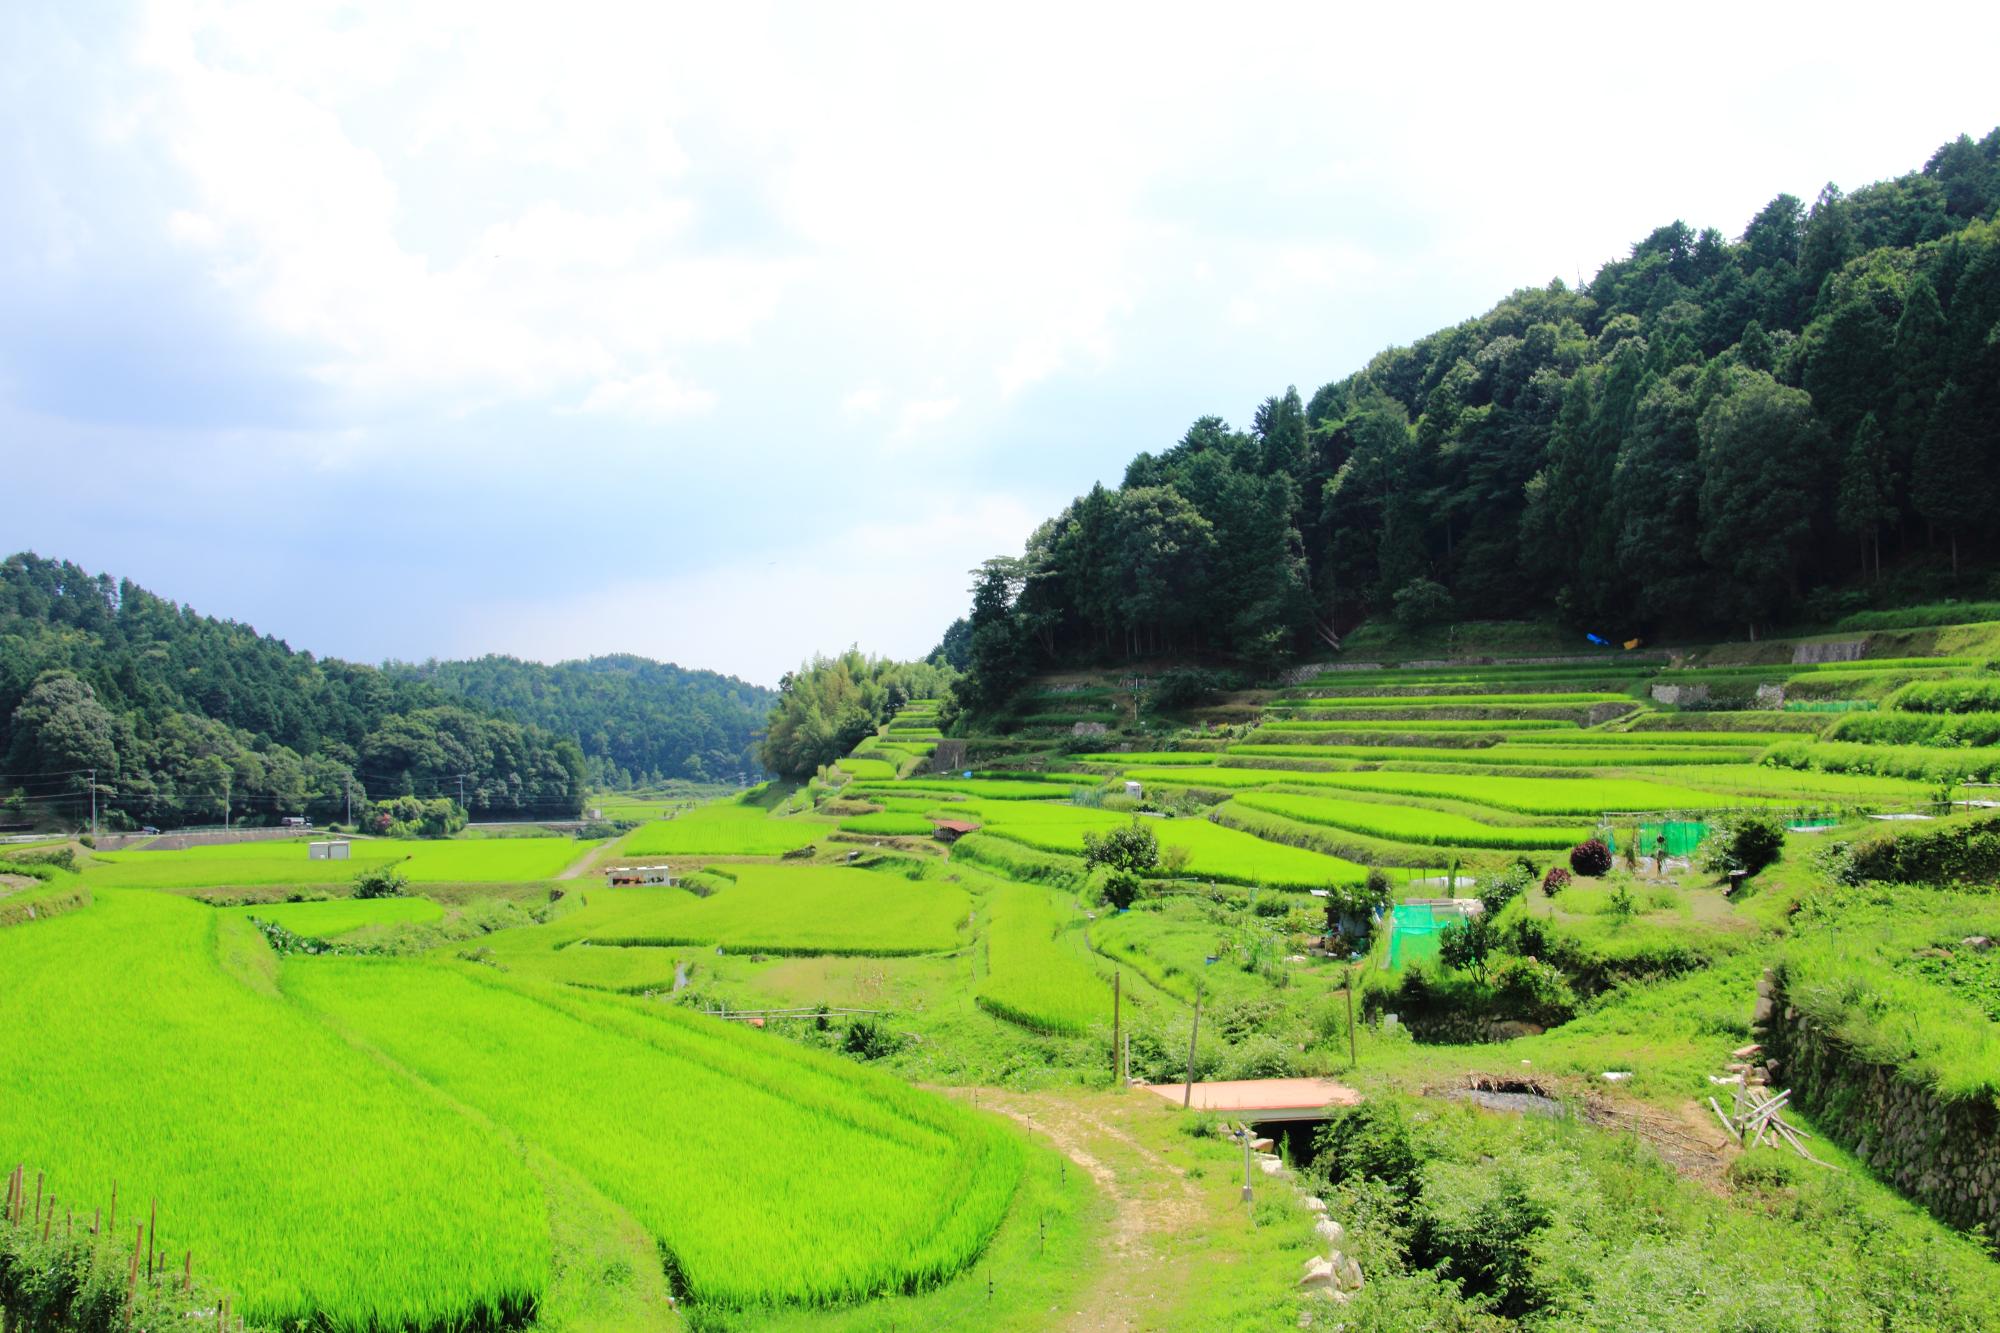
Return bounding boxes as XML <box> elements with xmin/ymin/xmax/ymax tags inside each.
<box><xmin>758</xmin><ymin>650</ymin><xmax>954</xmax><ymax>778</ymax></box>
<box><xmin>388</xmin><ymin>654</ymin><xmax>772</xmax><ymax>789</ymax></box>
<box><xmin>944</xmin><ymin>128</ymin><xmax>2000</xmax><ymax>709</ymax></box>
<box><xmin>0</xmin><ymin>554</ymin><xmax>594</xmax><ymax>829</ymax></box>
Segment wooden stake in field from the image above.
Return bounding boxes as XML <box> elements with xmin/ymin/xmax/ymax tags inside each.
<box><xmin>1346</xmin><ymin>964</ymin><xmax>1358</xmax><ymax>1069</ymax></box>
<box><xmin>108</xmin><ymin>1180</ymin><xmax>117</xmax><ymax>1238</ymax></box>
<box><xmin>126</xmin><ymin>1224</ymin><xmax>144</xmax><ymax>1326</ymax></box>
<box><xmin>147</xmin><ymin>1197</ymin><xmax>156</xmax><ymax>1279</ymax></box>
<box><xmin>183</xmin><ymin>1249</ymin><xmax>193</xmax><ymax>1293</ymax></box>
<box><xmin>1182</xmin><ymin>991</ymin><xmax>1203</xmax><ymax>1109</ymax></box>
<box><xmin>1111</xmin><ymin>970</ymin><xmax>1122</xmax><ymax>1087</ymax></box>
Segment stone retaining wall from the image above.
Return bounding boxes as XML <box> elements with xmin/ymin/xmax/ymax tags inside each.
<box><xmin>1758</xmin><ymin>969</ymin><xmax>2000</xmax><ymax>1250</ymax></box>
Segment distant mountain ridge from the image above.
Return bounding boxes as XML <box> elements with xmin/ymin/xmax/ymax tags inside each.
<box><xmin>388</xmin><ymin>654</ymin><xmax>773</xmax><ymax>788</ymax></box>
<box><xmin>0</xmin><ymin>552</ymin><xmax>767</xmax><ymax>832</ymax></box>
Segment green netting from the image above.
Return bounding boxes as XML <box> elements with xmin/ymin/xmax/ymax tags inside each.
<box><xmin>1607</xmin><ymin>821</ymin><xmax>1709</xmax><ymax>857</ymax></box>
<box><xmin>1387</xmin><ymin>903</ymin><xmax>1442</xmax><ymax>970</ymax></box>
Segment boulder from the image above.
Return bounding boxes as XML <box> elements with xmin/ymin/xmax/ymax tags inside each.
<box><xmin>1334</xmin><ymin>1253</ymin><xmax>1365</xmax><ymax>1292</ymax></box>
<box><xmin>1601</xmin><ymin>1070</ymin><xmax>1633</xmax><ymax>1083</ymax></box>
<box><xmin>1250</xmin><ymin>1137</ymin><xmax>1275</xmax><ymax>1153</ymax></box>
<box><xmin>1314</xmin><ymin>1217</ymin><xmax>1346</xmax><ymax>1246</ymax></box>
<box><xmin>1258</xmin><ymin>1157</ymin><xmax>1286</xmax><ymax>1176</ymax></box>
<box><xmin>1964</xmin><ymin>935</ymin><xmax>1993</xmax><ymax>951</ymax></box>
<box><xmin>1299</xmin><ymin>1256</ymin><xmax>1337</xmax><ymax>1289</ymax></box>
<box><xmin>1301</xmin><ymin>1196</ymin><xmax>1328</xmax><ymax>1215</ymax></box>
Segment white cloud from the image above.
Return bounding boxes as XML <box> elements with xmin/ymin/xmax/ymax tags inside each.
<box><xmin>575</xmin><ymin>369</ymin><xmax>716</xmax><ymax>421</ymax></box>
<box><xmin>448</xmin><ymin>495</ymin><xmax>1038</xmax><ymax>682</ymax></box>
<box><xmin>841</xmin><ymin>387</ymin><xmax>883</xmax><ymax>415</ymax></box>
<box><xmin>894</xmin><ymin>396</ymin><xmax>961</xmax><ymax>439</ymax></box>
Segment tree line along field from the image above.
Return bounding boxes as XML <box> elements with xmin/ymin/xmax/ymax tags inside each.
<box><xmin>11</xmin><ymin>629</ymin><xmax>2000</xmax><ymax>1329</ymax></box>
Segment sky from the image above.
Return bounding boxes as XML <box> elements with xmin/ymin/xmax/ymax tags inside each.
<box><xmin>4</xmin><ymin>2</ymin><xmax>1997</xmax><ymax>686</ymax></box>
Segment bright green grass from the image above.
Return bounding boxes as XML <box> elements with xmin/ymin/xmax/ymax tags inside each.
<box><xmin>85</xmin><ymin>836</ymin><xmax>591</xmax><ymax>889</ymax></box>
<box><xmin>970</xmin><ymin>804</ymin><xmax>1367</xmax><ymax>889</ymax></box>
<box><xmin>1231</xmin><ymin>792</ymin><xmax>1591</xmax><ymax>850</ymax></box>
<box><xmin>837</xmin><ymin>812</ymin><xmax>937</xmax><ymax>836</ymax></box>
<box><xmin>537</xmin><ymin>865</ymin><xmax>970</xmax><ymax>956</ymax></box>
<box><xmin>976</xmin><ymin>881</ymin><xmax>1111</xmax><ymax>1035</ymax></box>
<box><xmin>1088</xmin><ymin>899</ymin><xmax>1283</xmax><ymax>1005</ymax></box>
<box><xmin>0</xmin><ymin>891</ymin><xmax>548</xmax><ymax>1327</ymax></box>
<box><xmin>284</xmin><ymin>961</ymin><xmax>1022</xmax><ymax>1310</ymax></box>
<box><xmin>620</xmin><ymin>802</ymin><xmax>825</xmax><ymax>856</ymax></box>
<box><xmin>231</xmin><ymin>896</ymin><xmax>444</xmax><ymax>938</ymax></box>
<box><xmin>835</xmin><ymin>756</ymin><xmax>901</xmax><ymax>781</ymax></box>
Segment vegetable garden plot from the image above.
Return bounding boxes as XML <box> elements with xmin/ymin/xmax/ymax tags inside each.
<box><xmin>0</xmin><ymin>890</ymin><xmax>548</xmax><ymax>1328</ymax></box>
<box><xmin>285</xmin><ymin>963</ymin><xmax>1021</xmax><ymax>1310</ymax></box>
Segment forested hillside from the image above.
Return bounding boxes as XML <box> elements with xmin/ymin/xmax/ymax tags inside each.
<box><xmin>0</xmin><ymin>553</ymin><xmax>587</xmax><ymax>828</ymax></box>
<box><xmin>946</xmin><ymin>128</ymin><xmax>2000</xmax><ymax>707</ymax></box>
<box><xmin>388</xmin><ymin>654</ymin><xmax>773</xmax><ymax>788</ymax></box>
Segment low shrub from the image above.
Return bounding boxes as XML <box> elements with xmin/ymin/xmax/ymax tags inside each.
<box><xmin>1846</xmin><ymin>813</ymin><xmax>2000</xmax><ymax>886</ymax></box>
<box><xmin>1569</xmin><ymin>839</ymin><xmax>1612</xmax><ymax>877</ymax></box>
<box><xmin>353</xmin><ymin>862</ymin><xmax>410</xmax><ymax>900</ymax></box>
<box><xmin>1492</xmin><ymin>955</ymin><xmax>1577</xmax><ymax>1025</ymax></box>
<box><xmin>1696</xmin><ymin>812</ymin><xmax>1786</xmax><ymax>878</ymax></box>
<box><xmin>1542</xmin><ymin>866</ymin><xmax>1572</xmax><ymax>895</ymax></box>
<box><xmin>1882</xmin><ymin>676</ymin><xmax>2000</xmax><ymax>714</ymax></box>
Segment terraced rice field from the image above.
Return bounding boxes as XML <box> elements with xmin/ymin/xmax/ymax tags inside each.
<box><xmin>621</xmin><ymin>801</ymin><xmax>826</xmax><ymax>856</ymax></box>
<box><xmin>85</xmin><ymin>836</ymin><xmax>592</xmax><ymax>888</ymax></box>
<box><xmin>966</xmin><ymin>804</ymin><xmax>1367</xmax><ymax>889</ymax></box>
<box><xmin>1229</xmin><ymin>792</ymin><xmax>1591</xmax><ymax>850</ymax></box>
<box><xmin>231</xmin><ymin>896</ymin><xmax>444</xmax><ymax>937</ymax></box>
<box><xmin>536</xmin><ymin>865</ymin><xmax>972</xmax><ymax>956</ymax></box>
<box><xmin>974</xmin><ymin>880</ymin><xmax>1111</xmax><ymax>1035</ymax></box>
<box><xmin>285</xmin><ymin>963</ymin><xmax>1021</xmax><ymax>1309</ymax></box>
<box><xmin>0</xmin><ymin>891</ymin><xmax>550</xmax><ymax>1327</ymax></box>
<box><xmin>1225</xmin><ymin>743</ymin><xmax>1753</xmax><ymax>767</ymax></box>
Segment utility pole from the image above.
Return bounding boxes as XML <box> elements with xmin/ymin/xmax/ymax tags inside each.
<box><xmin>457</xmin><ymin>773</ymin><xmax>467</xmax><ymax>817</ymax></box>
<box><xmin>1241</xmin><ymin>1126</ymin><xmax>1254</xmax><ymax>1203</ymax></box>
<box><xmin>344</xmin><ymin>777</ymin><xmax>352</xmax><ymax>829</ymax></box>
<box><xmin>223</xmin><ymin>772</ymin><xmax>231</xmax><ymax>831</ymax></box>
<box><xmin>88</xmin><ymin>768</ymin><xmax>97</xmax><ymax>841</ymax></box>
